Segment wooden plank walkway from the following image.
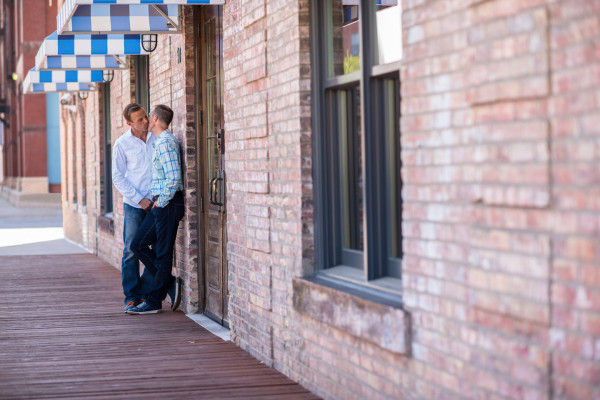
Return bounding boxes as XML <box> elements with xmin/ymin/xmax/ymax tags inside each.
<box><xmin>0</xmin><ymin>254</ymin><xmax>319</xmax><ymax>400</ymax></box>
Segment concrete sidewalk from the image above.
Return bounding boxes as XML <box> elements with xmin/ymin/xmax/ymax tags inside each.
<box><xmin>0</xmin><ymin>196</ymin><xmax>89</xmax><ymax>256</ymax></box>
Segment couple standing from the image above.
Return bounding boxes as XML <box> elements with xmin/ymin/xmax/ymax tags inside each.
<box><xmin>112</xmin><ymin>103</ymin><xmax>184</xmax><ymax>315</ymax></box>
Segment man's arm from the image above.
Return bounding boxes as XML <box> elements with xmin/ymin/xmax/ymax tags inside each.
<box><xmin>154</xmin><ymin>140</ymin><xmax>181</xmax><ymax>208</ymax></box>
<box><xmin>112</xmin><ymin>140</ymin><xmax>145</xmax><ymax>205</ymax></box>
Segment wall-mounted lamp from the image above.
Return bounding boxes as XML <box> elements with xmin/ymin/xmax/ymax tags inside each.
<box><xmin>141</xmin><ymin>34</ymin><xmax>158</xmax><ymax>52</ymax></box>
<box><xmin>11</xmin><ymin>72</ymin><xmax>18</xmax><ymax>81</ymax></box>
<box><xmin>78</xmin><ymin>91</ymin><xmax>89</xmax><ymax>100</ymax></box>
<box><xmin>102</xmin><ymin>70</ymin><xmax>114</xmax><ymax>83</ymax></box>
<box><xmin>60</xmin><ymin>93</ymin><xmax>73</xmax><ymax>105</ymax></box>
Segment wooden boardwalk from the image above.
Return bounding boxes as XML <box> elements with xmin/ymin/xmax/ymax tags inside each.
<box><xmin>0</xmin><ymin>254</ymin><xmax>319</xmax><ymax>400</ymax></box>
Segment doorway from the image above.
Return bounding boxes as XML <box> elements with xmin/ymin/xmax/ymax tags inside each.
<box><xmin>195</xmin><ymin>5</ymin><xmax>228</xmax><ymax>326</ymax></box>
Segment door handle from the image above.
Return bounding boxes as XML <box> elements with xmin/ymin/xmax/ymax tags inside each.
<box><xmin>209</xmin><ymin>172</ymin><xmax>224</xmax><ymax>206</ymax></box>
<box><xmin>209</xmin><ymin>176</ymin><xmax>217</xmax><ymax>205</ymax></box>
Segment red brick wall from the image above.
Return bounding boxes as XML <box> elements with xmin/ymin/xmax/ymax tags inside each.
<box><xmin>224</xmin><ymin>0</ymin><xmax>314</xmax><ymax>369</ymax></box>
<box><xmin>548</xmin><ymin>1</ymin><xmax>600</xmax><ymax>398</ymax></box>
<box><xmin>223</xmin><ymin>1</ymin><xmax>600</xmax><ymax>399</ymax></box>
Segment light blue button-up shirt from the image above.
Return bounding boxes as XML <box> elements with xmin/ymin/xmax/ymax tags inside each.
<box><xmin>112</xmin><ymin>128</ymin><xmax>156</xmax><ymax>208</ymax></box>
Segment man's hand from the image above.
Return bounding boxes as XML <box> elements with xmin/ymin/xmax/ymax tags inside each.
<box><xmin>139</xmin><ymin>198</ymin><xmax>153</xmax><ymax>211</ymax></box>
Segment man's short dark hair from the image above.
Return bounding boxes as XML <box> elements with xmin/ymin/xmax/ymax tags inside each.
<box><xmin>123</xmin><ymin>103</ymin><xmax>144</xmax><ymax>123</ymax></box>
<box><xmin>151</xmin><ymin>104</ymin><xmax>174</xmax><ymax>126</ymax></box>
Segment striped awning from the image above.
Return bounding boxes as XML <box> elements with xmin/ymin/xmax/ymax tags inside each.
<box><xmin>23</xmin><ymin>68</ymin><xmax>96</xmax><ymax>93</ymax></box>
<box><xmin>58</xmin><ymin>0</ymin><xmax>225</xmax><ymax>35</ymax></box>
<box><xmin>35</xmin><ymin>31</ymin><xmax>149</xmax><ymax>71</ymax></box>
<box><xmin>26</xmin><ymin>68</ymin><xmax>104</xmax><ymax>84</ymax></box>
<box><xmin>23</xmin><ymin>68</ymin><xmax>101</xmax><ymax>93</ymax></box>
<box><xmin>24</xmin><ymin>82</ymin><xmax>96</xmax><ymax>93</ymax></box>
<box><xmin>38</xmin><ymin>55</ymin><xmax>128</xmax><ymax>71</ymax></box>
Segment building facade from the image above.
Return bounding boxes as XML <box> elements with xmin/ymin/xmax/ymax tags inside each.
<box><xmin>53</xmin><ymin>0</ymin><xmax>600</xmax><ymax>399</ymax></box>
<box><xmin>0</xmin><ymin>0</ymin><xmax>60</xmax><ymax>203</ymax></box>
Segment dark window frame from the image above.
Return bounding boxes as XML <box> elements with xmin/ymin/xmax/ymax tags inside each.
<box><xmin>102</xmin><ymin>82</ymin><xmax>112</xmax><ymax>215</ymax></box>
<box><xmin>135</xmin><ymin>55</ymin><xmax>150</xmax><ymax>112</ymax></box>
<box><xmin>311</xmin><ymin>0</ymin><xmax>402</xmax><ymax>291</ymax></box>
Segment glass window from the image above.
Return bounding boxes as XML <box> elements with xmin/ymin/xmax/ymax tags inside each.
<box><xmin>312</xmin><ymin>0</ymin><xmax>402</xmax><ymax>287</ymax></box>
<box><xmin>327</xmin><ymin>1</ymin><xmax>360</xmax><ymax>77</ymax></box>
<box><xmin>374</xmin><ymin>2</ymin><xmax>402</xmax><ymax>65</ymax></box>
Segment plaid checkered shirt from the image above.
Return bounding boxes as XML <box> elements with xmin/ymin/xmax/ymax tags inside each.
<box><xmin>150</xmin><ymin>129</ymin><xmax>183</xmax><ymax>207</ymax></box>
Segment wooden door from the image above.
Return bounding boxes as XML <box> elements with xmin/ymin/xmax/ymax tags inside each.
<box><xmin>196</xmin><ymin>5</ymin><xmax>228</xmax><ymax>326</ymax></box>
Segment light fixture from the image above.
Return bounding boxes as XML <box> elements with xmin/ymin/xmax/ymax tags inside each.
<box><xmin>102</xmin><ymin>70</ymin><xmax>114</xmax><ymax>83</ymax></box>
<box><xmin>141</xmin><ymin>34</ymin><xmax>158</xmax><ymax>52</ymax></box>
<box><xmin>11</xmin><ymin>72</ymin><xmax>18</xmax><ymax>81</ymax></box>
<box><xmin>78</xmin><ymin>91</ymin><xmax>89</xmax><ymax>100</ymax></box>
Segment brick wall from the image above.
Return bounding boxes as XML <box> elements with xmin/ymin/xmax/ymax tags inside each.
<box><xmin>548</xmin><ymin>1</ymin><xmax>600</xmax><ymax>398</ymax></box>
<box><xmin>224</xmin><ymin>0</ymin><xmax>314</xmax><ymax>372</ymax></box>
<box><xmin>223</xmin><ymin>1</ymin><xmax>600</xmax><ymax>399</ymax></box>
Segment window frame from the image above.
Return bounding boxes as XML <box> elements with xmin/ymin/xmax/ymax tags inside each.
<box><xmin>311</xmin><ymin>0</ymin><xmax>402</xmax><ymax>291</ymax></box>
<box><xmin>134</xmin><ymin>55</ymin><xmax>150</xmax><ymax>113</ymax></box>
<box><xmin>102</xmin><ymin>82</ymin><xmax>113</xmax><ymax>215</ymax></box>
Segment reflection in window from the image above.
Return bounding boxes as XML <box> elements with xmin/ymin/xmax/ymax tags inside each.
<box><xmin>329</xmin><ymin>2</ymin><xmax>360</xmax><ymax>76</ymax></box>
<box><xmin>375</xmin><ymin>3</ymin><xmax>402</xmax><ymax>65</ymax></box>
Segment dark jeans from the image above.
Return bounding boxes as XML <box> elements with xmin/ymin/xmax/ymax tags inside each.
<box><xmin>122</xmin><ymin>204</ymin><xmax>154</xmax><ymax>304</ymax></box>
<box><xmin>130</xmin><ymin>192</ymin><xmax>184</xmax><ymax>308</ymax></box>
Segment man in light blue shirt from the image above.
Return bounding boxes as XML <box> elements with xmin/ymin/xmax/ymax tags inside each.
<box><xmin>128</xmin><ymin>104</ymin><xmax>184</xmax><ymax>315</ymax></box>
<box><xmin>112</xmin><ymin>103</ymin><xmax>180</xmax><ymax>313</ymax></box>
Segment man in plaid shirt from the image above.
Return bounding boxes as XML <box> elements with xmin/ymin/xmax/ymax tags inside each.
<box><xmin>128</xmin><ymin>104</ymin><xmax>185</xmax><ymax>314</ymax></box>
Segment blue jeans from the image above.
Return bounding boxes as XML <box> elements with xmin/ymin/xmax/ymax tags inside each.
<box><xmin>130</xmin><ymin>192</ymin><xmax>184</xmax><ymax>308</ymax></box>
<box><xmin>122</xmin><ymin>204</ymin><xmax>154</xmax><ymax>304</ymax></box>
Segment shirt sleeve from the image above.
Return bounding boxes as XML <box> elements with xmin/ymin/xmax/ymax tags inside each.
<box><xmin>155</xmin><ymin>140</ymin><xmax>181</xmax><ymax>207</ymax></box>
<box><xmin>112</xmin><ymin>140</ymin><xmax>144</xmax><ymax>205</ymax></box>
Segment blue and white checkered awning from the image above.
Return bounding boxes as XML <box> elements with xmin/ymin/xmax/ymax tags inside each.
<box><xmin>35</xmin><ymin>31</ymin><xmax>148</xmax><ymax>71</ymax></box>
<box><xmin>23</xmin><ymin>69</ymin><xmax>98</xmax><ymax>94</ymax></box>
<box><xmin>24</xmin><ymin>82</ymin><xmax>96</xmax><ymax>94</ymax></box>
<box><xmin>25</xmin><ymin>68</ymin><xmax>104</xmax><ymax>84</ymax></box>
<box><xmin>58</xmin><ymin>3</ymin><xmax>180</xmax><ymax>35</ymax></box>
<box><xmin>38</xmin><ymin>55</ymin><xmax>128</xmax><ymax>71</ymax></box>
<box><xmin>58</xmin><ymin>0</ymin><xmax>225</xmax><ymax>35</ymax></box>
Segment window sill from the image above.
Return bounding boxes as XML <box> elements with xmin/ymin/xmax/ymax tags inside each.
<box><xmin>320</xmin><ymin>265</ymin><xmax>402</xmax><ymax>299</ymax></box>
<box><xmin>292</xmin><ymin>275</ymin><xmax>410</xmax><ymax>355</ymax></box>
<box><xmin>97</xmin><ymin>214</ymin><xmax>114</xmax><ymax>235</ymax></box>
